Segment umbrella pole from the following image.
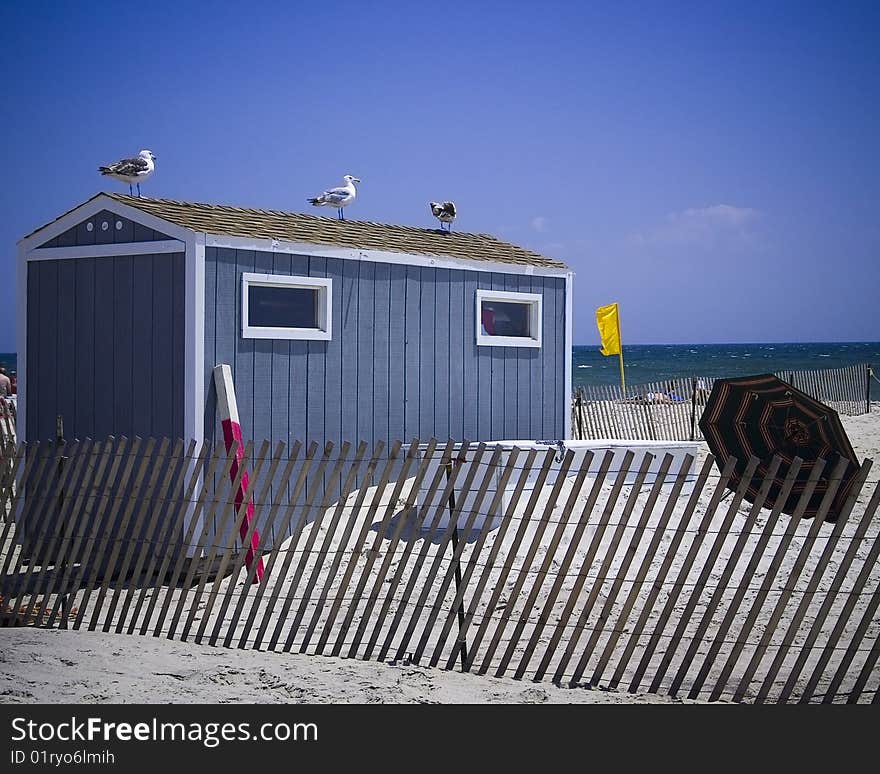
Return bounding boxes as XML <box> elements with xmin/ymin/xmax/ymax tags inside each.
<box><xmin>444</xmin><ymin>460</ymin><xmax>468</xmax><ymax>670</ymax></box>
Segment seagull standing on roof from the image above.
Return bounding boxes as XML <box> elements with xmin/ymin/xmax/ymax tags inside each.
<box><xmin>308</xmin><ymin>174</ymin><xmax>360</xmax><ymax>220</ymax></box>
<box><xmin>98</xmin><ymin>149</ymin><xmax>156</xmax><ymax>197</ymax></box>
<box><xmin>430</xmin><ymin>201</ymin><xmax>456</xmax><ymax>231</ymax></box>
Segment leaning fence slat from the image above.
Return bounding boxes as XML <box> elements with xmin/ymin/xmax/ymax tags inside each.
<box><xmin>207</xmin><ymin>440</ymin><xmax>288</xmax><ymax>647</ymax></box>
<box><xmin>259</xmin><ymin>442</ymin><xmax>344</xmax><ymax>651</ymax></box>
<box><xmin>244</xmin><ymin>441</ymin><xmax>321</xmax><ymax>651</ymax></box>
<box><xmin>563</xmin><ymin>451</ymin><xmax>656</xmax><ymax>687</ymax></box>
<box><xmin>286</xmin><ymin>441</ymin><xmax>372</xmax><ymax>653</ymax></box>
<box><xmin>647</xmin><ymin>455</ymin><xmax>762</xmax><ymax>695</ymax></box>
<box><xmin>733</xmin><ymin>456</ymin><xmax>851</xmax><ymax>703</ymax></box>
<box><xmin>671</xmin><ymin>455</ymin><xmax>785</xmax><ymax>698</ymax></box>
<box><xmin>803</xmin><ymin>481</ymin><xmax>880</xmax><ymax>703</ymax></box>
<box><xmin>609</xmin><ymin>454</ymin><xmax>714</xmax><ymax>690</ymax></box>
<box><xmin>389</xmin><ymin>442</ymin><xmax>488</xmax><ymax>664</ymax></box>
<box><xmin>410</xmin><ymin>444</ymin><xmax>502</xmax><ymax>665</ymax></box>
<box><xmin>581</xmin><ymin>453</ymin><xmax>676</xmax><ymax>687</ymax></box>
<box><xmin>298</xmin><ymin>441</ymin><xmax>390</xmax><ymax>654</ymax></box>
<box><xmin>10</xmin><ymin>439</ymin><xmax>97</xmax><ymax>623</ymax></box>
<box><xmin>708</xmin><ymin>459</ymin><xmax>827</xmax><ymax>702</ymax></box>
<box><xmin>286</xmin><ymin>441</ymin><xmax>376</xmax><ymax>653</ymax></box>
<box><xmin>429</xmin><ymin>445</ymin><xmax>524</xmax><ymax>668</ymax></box>
<box><xmin>753</xmin><ymin>459</ymin><xmax>873</xmax><ymax>703</ymax></box>
<box><xmin>687</xmin><ymin>456</ymin><xmax>801</xmax><ymax>699</ymax></box>
<box><xmin>348</xmin><ymin>440</ymin><xmax>440</xmax><ymax>659</ymax></box>
<box><xmin>139</xmin><ymin>440</ymin><xmax>219</xmax><ymax>636</ymax></box>
<box><xmin>86</xmin><ymin>439</ymin><xmax>167</xmax><ymax>631</ymax></box>
<box><xmin>528</xmin><ymin>450</ymin><xmax>614</xmax><ymax>681</ymax></box>
<box><xmin>336</xmin><ymin>439</ymin><xmax>424</xmax><ymax>658</ymax></box>
<box><xmin>118</xmin><ymin>439</ymin><xmax>196</xmax><ymax>633</ymax></box>
<box><xmin>506</xmin><ymin>452</ymin><xmax>596</xmax><ymax>679</ymax></box>
<box><xmin>843</xmin><ymin>609</ymin><xmax>880</xmax><ymax>703</ymax></box>
<box><xmin>37</xmin><ymin>439</ymin><xmax>129</xmax><ymax>628</ymax></box>
<box><xmin>6</xmin><ymin>440</ymin><xmax>89</xmax><ymax>606</ymax></box>
<box><xmin>101</xmin><ymin>439</ymin><xmax>179</xmax><ymax>632</ymax></box>
<box><xmin>627</xmin><ymin>454</ymin><xmax>741</xmax><ymax>693</ymax></box>
<box><xmin>315</xmin><ymin>440</ymin><xmax>405</xmax><ymax>656</ymax></box>
<box><xmin>89</xmin><ymin>439</ymin><xmax>171</xmax><ymax>632</ymax></box>
<box><xmin>440</xmin><ymin>448</ymin><xmax>540</xmax><ymax>671</ymax></box>
<box><xmin>226</xmin><ymin>440</ymin><xmax>305</xmax><ymax>649</ymax></box>
<box><xmin>267</xmin><ymin>442</ymin><xmax>353</xmax><ymax>652</ymax></box>
<box><xmin>376</xmin><ymin>439</ymin><xmax>472</xmax><ymax>663</ymax></box>
<box><xmin>594</xmin><ymin>453</ymin><xmax>696</xmax><ymax>687</ymax></box>
<box><xmin>480</xmin><ymin>449</ymin><xmax>577</xmax><ymax>677</ymax></box>
<box><xmin>370</xmin><ymin>440</ymin><xmax>460</xmax><ymax>663</ymax></box>
<box><xmin>188</xmin><ymin>440</ymin><xmax>270</xmax><ymax>643</ymax></box>
<box><xmin>162</xmin><ymin>441</ymin><xmax>246</xmax><ymax>639</ymax></box>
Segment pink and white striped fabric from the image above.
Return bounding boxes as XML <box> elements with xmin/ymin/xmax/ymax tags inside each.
<box><xmin>213</xmin><ymin>364</ymin><xmax>265</xmax><ymax>584</ymax></box>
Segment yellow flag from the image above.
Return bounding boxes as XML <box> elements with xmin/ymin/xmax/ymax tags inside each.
<box><xmin>596</xmin><ymin>303</ymin><xmax>621</xmax><ymax>356</ymax></box>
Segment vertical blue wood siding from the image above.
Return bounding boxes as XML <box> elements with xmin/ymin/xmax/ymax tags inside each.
<box><xmin>203</xmin><ymin>248</ymin><xmax>566</xmax><ymax>447</ymax></box>
<box><xmin>26</xmin><ymin>253</ymin><xmax>186</xmax><ymax>442</ymax></box>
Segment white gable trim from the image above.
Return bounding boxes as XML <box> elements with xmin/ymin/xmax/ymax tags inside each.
<box><xmin>204</xmin><ymin>233</ymin><xmax>570</xmax><ymax>278</ymax></box>
<box><xmin>17</xmin><ymin>195</ymin><xmax>193</xmax><ymax>252</ymax></box>
<box><xmin>564</xmin><ymin>271</ymin><xmax>574</xmax><ymax>440</ymax></box>
<box><xmin>15</xmin><ymin>243</ymin><xmax>27</xmax><ymax>442</ymax></box>
<box><xmin>184</xmin><ymin>233</ymin><xmax>205</xmax><ymax>445</ymax></box>
<box><xmin>27</xmin><ymin>240</ymin><xmax>185</xmax><ymax>261</ymax></box>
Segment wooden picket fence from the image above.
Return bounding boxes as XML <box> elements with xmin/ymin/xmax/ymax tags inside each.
<box><xmin>1</xmin><ymin>435</ymin><xmax>879</xmax><ymax>704</ymax></box>
<box><xmin>572</xmin><ymin>363</ymin><xmax>873</xmax><ymax>442</ymax></box>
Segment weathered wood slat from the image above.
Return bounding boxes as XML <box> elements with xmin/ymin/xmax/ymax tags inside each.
<box><xmin>592</xmin><ymin>453</ymin><xmax>695</xmax><ymax>687</ymax></box>
<box><xmin>752</xmin><ymin>459</ymin><xmax>872</xmax><ymax>703</ymax></box>
<box><xmin>117</xmin><ymin>439</ymin><xmax>196</xmax><ymax>633</ymax></box>
<box><xmin>562</xmin><ymin>451</ymin><xmax>656</xmax><ymax>686</ymax></box>
<box><xmin>686</xmin><ymin>456</ymin><xmax>801</xmax><ymax>699</ymax></box>
<box><xmin>136</xmin><ymin>440</ymin><xmax>216</xmax><ymax>635</ymax></box>
<box><xmin>225</xmin><ymin>440</ymin><xmax>305</xmax><ymax>649</ymax></box>
<box><xmin>732</xmin><ymin>457</ymin><xmax>850</xmax><ymax>702</ymax></box>
<box><xmin>504</xmin><ymin>452</ymin><xmax>595</xmax><ymax>679</ymax></box>
<box><xmin>803</xmin><ymin>480</ymin><xmax>880</xmax><ymax>703</ymax></box>
<box><xmin>670</xmin><ymin>455</ymin><xmax>785</xmax><ymax>698</ymax></box>
<box><xmin>577</xmin><ymin>453</ymin><xmax>676</xmax><ymax>687</ymax></box>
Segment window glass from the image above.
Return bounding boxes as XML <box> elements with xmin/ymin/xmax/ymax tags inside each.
<box><xmin>248</xmin><ymin>285</ymin><xmax>318</xmax><ymax>329</ymax></box>
<box><xmin>480</xmin><ymin>300</ymin><xmax>530</xmax><ymax>338</ymax></box>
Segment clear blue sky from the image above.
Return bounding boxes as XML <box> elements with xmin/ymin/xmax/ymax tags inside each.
<box><xmin>2</xmin><ymin>0</ymin><xmax>878</xmax><ymax>351</ymax></box>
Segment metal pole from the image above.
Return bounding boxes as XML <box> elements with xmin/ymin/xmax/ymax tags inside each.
<box><xmin>689</xmin><ymin>377</ymin><xmax>697</xmax><ymax>442</ymax></box>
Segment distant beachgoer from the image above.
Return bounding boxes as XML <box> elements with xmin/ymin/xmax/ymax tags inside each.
<box><xmin>0</xmin><ymin>366</ymin><xmax>11</xmax><ymax>398</ymax></box>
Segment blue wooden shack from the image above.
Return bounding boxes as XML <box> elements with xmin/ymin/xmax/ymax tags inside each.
<box><xmin>17</xmin><ymin>193</ymin><xmax>573</xmax><ymax>451</ymax></box>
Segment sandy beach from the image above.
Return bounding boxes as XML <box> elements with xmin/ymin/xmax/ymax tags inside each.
<box><xmin>1</xmin><ymin>407</ymin><xmax>878</xmax><ymax>705</ymax></box>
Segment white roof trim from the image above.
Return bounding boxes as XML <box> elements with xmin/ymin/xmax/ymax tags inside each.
<box><xmin>17</xmin><ymin>194</ymin><xmax>194</xmax><ymax>252</ymax></box>
<box><xmin>203</xmin><ymin>234</ymin><xmax>570</xmax><ymax>277</ymax></box>
<box><xmin>27</xmin><ymin>240</ymin><xmax>185</xmax><ymax>261</ymax></box>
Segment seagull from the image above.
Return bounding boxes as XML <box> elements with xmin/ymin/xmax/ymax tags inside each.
<box><xmin>308</xmin><ymin>174</ymin><xmax>360</xmax><ymax>220</ymax></box>
<box><xmin>98</xmin><ymin>149</ymin><xmax>156</xmax><ymax>197</ymax></box>
<box><xmin>430</xmin><ymin>201</ymin><xmax>456</xmax><ymax>231</ymax></box>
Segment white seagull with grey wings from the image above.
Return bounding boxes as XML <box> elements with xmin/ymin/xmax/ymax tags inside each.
<box><xmin>308</xmin><ymin>174</ymin><xmax>360</xmax><ymax>220</ymax></box>
<box><xmin>430</xmin><ymin>201</ymin><xmax>456</xmax><ymax>231</ymax></box>
<box><xmin>98</xmin><ymin>149</ymin><xmax>156</xmax><ymax>197</ymax></box>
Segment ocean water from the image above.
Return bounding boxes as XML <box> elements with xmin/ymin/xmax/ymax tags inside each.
<box><xmin>3</xmin><ymin>343</ymin><xmax>879</xmax><ymax>397</ymax></box>
<box><xmin>574</xmin><ymin>342</ymin><xmax>880</xmax><ymax>398</ymax></box>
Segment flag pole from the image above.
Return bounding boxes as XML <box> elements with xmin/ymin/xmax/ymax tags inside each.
<box><xmin>616</xmin><ymin>308</ymin><xmax>626</xmax><ymax>398</ymax></box>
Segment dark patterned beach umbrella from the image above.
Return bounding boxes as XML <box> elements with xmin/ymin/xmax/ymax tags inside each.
<box><xmin>698</xmin><ymin>373</ymin><xmax>860</xmax><ymax>522</ymax></box>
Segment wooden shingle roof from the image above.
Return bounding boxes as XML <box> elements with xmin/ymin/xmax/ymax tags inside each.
<box><xmin>101</xmin><ymin>193</ymin><xmax>568</xmax><ymax>270</ymax></box>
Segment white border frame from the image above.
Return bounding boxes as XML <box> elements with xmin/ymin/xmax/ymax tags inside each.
<box><xmin>475</xmin><ymin>289</ymin><xmax>542</xmax><ymax>348</ymax></box>
<box><xmin>241</xmin><ymin>272</ymin><xmax>332</xmax><ymax>341</ymax></box>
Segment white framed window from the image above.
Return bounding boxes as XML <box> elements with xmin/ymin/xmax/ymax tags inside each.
<box><xmin>476</xmin><ymin>289</ymin><xmax>542</xmax><ymax>348</ymax></box>
<box><xmin>242</xmin><ymin>272</ymin><xmax>332</xmax><ymax>340</ymax></box>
